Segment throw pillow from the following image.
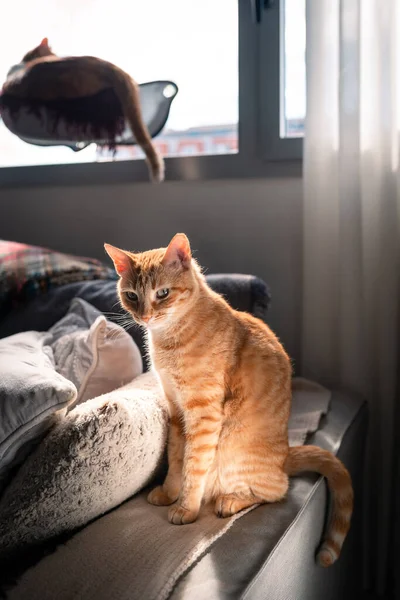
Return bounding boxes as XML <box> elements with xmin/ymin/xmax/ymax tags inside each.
<box><xmin>46</xmin><ymin>298</ymin><xmax>143</xmax><ymax>406</ymax></box>
<box><xmin>0</xmin><ymin>239</ymin><xmax>116</xmax><ymax>319</ymax></box>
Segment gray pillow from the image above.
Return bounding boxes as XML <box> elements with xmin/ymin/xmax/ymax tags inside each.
<box><xmin>0</xmin><ymin>331</ymin><xmax>77</xmax><ymax>492</ymax></box>
<box><xmin>45</xmin><ymin>298</ymin><xmax>143</xmax><ymax>408</ymax></box>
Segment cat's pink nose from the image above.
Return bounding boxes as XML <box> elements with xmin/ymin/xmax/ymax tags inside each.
<box><xmin>142</xmin><ymin>315</ymin><xmax>151</xmax><ymax>323</ymax></box>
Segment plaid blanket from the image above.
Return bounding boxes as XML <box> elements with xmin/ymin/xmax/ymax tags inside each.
<box><xmin>0</xmin><ymin>240</ymin><xmax>117</xmax><ymax>317</ymax></box>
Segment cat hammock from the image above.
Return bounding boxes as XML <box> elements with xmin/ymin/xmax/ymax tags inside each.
<box><xmin>0</xmin><ymin>70</ymin><xmax>178</xmax><ymax>152</ymax></box>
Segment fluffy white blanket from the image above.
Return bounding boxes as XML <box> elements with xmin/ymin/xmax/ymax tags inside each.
<box><xmin>0</xmin><ymin>372</ymin><xmax>168</xmax><ymax>557</ymax></box>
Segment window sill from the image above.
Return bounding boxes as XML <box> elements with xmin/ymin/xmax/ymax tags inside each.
<box><xmin>0</xmin><ymin>154</ymin><xmax>302</xmax><ymax>189</ymax></box>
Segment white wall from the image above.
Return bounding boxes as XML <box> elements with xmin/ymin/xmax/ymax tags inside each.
<box><xmin>0</xmin><ymin>178</ymin><xmax>302</xmax><ymax>365</ymax></box>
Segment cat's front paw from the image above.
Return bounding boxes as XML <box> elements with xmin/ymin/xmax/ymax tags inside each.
<box><xmin>147</xmin><ymin>485</ymin><xmax>177</xmax><ymax>506</ymax></box>
<box><xmin>168</xmin><ymin>504</ymin><xmax>198</xmax><ymax>525</ymax></box>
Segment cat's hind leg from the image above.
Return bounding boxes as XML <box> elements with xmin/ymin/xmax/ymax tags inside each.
<box><xmin>214</xmin><ymin>443</ymin><xmax>289</xmax><ymax>519</ymax></box>
<box><xmin>214</xmin><ymin>493</ymin><xmax>261</xmax><ymax>517</ymax></box>
<box><xmin>214</xmin><ymin>469</ymin><xmax>288</xmax><ymax>518</ymax></box>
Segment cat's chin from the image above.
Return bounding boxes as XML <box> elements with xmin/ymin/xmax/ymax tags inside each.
<box><xmin>144</xmin><ymin>318</ymin><xmax>168</xmax><ymax>331</ymax></box>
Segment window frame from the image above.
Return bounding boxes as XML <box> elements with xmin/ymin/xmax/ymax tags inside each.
<box><xmin>259</xmin><ymin>0</ymin><xmax>303</xmax><ymax>161</ymax></box>
<box><xmin>0</xmin><ymin>0</ymin><xmax>302</xmax><ymax>189</ymax></box>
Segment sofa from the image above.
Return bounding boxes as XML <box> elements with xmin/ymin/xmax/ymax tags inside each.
<box><xmin>0</xmin><ymin>250</ymin><xmax>367</xmax><ymax>600</ymax></box>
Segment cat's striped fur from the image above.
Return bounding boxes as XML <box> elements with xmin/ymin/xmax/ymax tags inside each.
<box><xmin>105</xmin><ymin>234</ymin><xmax>353</xmax><ymax>566</ymax></box>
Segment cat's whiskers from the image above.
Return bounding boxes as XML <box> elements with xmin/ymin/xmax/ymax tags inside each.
<box><xmin>105</xmin><ymin>314</ymin><xmax>140</xmax><ymax>337</ymax></box>
<box><xmin>107</xmin><ymin>327</ymin><xmax>126</xmax><ymax>342</ymax></box>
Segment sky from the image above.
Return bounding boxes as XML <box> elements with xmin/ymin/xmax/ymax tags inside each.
<box><xmin>0</xmin><ymin>0</ymin><xmax>305</xmax><ymax>166</ymax></box>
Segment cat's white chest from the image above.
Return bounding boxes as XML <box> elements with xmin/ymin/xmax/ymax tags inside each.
<box><xmin>146</xmin><ymin>331</ymin><xmax>165</xmax><ymax>371</ymax></box>
<box><xmin>147</xmin><ymin>331</ymin><xmax>180</xmax><ymax>403</ymax></box>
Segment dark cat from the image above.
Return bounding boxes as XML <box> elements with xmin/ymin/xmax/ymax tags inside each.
<box><xmin>5</xmin><ymin>38</ymin><xmax>164</xmax><ymax>181</ymax></box>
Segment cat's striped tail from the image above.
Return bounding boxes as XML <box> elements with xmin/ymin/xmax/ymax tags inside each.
<box><xmin>284</xmin><ymin>445</ymin><xmax>353</xmax><ymax>567</ymax></box>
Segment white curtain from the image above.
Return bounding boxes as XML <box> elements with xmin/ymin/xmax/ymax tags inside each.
<box><xmin>303</xmin><ymin>0</ymin><xmax>400</xmax><ymax>595</ymax></box>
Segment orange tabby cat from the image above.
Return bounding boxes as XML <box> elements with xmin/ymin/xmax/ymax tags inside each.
<box><xmin>105</xmin><ymin>234</ymin><xmax>353</xmax><ymax>567</ymax></box>
<box><xmin>4</xmin><ymin>38</ymin><xmax>164</xmax><ymax>182</ymax></box>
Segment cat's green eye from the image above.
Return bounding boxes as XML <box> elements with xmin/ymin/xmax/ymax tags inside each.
<box><xmin>156</xmin><ymin>288</ymin><xmax>170</xmax><ymax>300</ymax></box>
<box><xmin>126</xmin><ymin>291</ymin><xmax>138</xmax><ymax>302</ymax></box>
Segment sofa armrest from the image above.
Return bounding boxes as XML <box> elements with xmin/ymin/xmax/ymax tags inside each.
<box><xmin>205</xmin><ymin>274</ymin><xmax>271</xmax><ymax>322</ymax></box>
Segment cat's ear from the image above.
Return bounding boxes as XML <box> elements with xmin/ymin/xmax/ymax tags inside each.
<box><xmin>162</xmin><ymin>233</ymin><xmax>191</xmax><ymax>269</ymax></box>
<box><xmin>104</xmin><ymin>243</ymin><xmax>131</xmax><ymax>276</ymax></box>
<box><xmin>40</xmin><ymin>38</ymin><xmax>50</xmax><ymax>49</ymax></box>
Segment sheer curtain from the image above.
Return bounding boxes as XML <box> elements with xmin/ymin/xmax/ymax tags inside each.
<box><xmin>302</xmin><ymin>0</ymin><xmax>400</xmax><ymax>595</ymax></box>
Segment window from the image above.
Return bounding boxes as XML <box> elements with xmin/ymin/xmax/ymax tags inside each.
<box><xmin>258</xmin><ymin>0</ymin><xmax>305</xmax><ymax>160</ymax></box>
<box><xmin>0</xmin><ymin>0</ymin><xmax>305</xmax><ymax>184</ymax></box>
<box><xmin>282</xmin><ymin>0</ymin><xmax>306</xmax><ymax>139</ymax></box>
<box><xmin>0</xmin><ymin>0</ymin><xmax>238</xmax><ymax>168</ymax></box>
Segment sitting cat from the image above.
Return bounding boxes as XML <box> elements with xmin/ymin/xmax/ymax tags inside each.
<box><xmin>3</xmin><ymin>38</ymin><xmax>164</xmax><ymax>182</ymax></box>
<box><xmin>105</xmin><ymin>234</ymin><xmax>353</xmax><ymax>567</ymax></box>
